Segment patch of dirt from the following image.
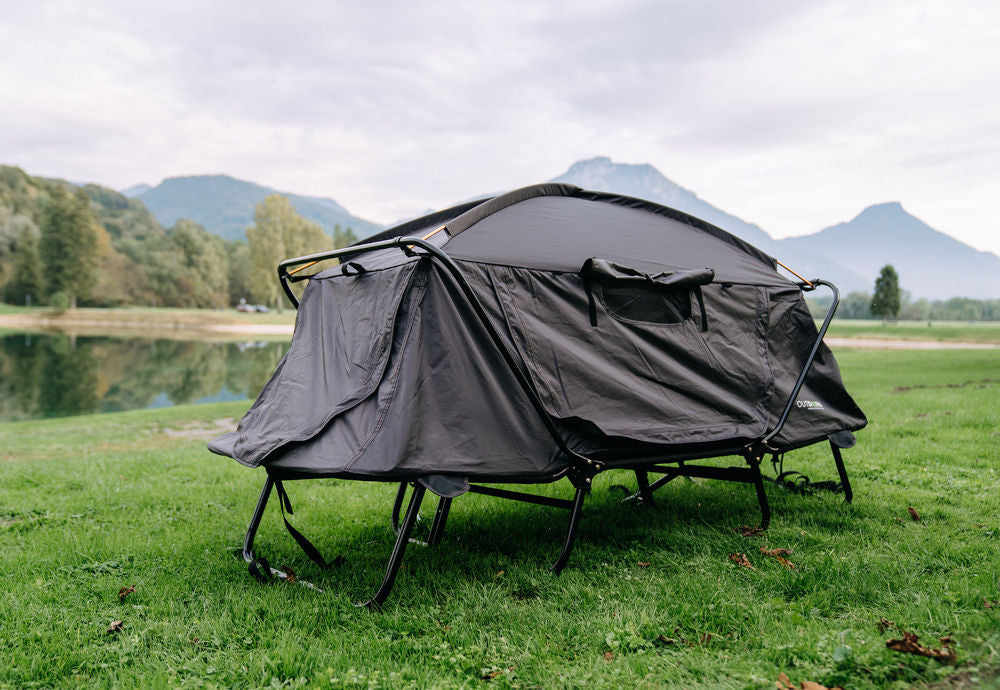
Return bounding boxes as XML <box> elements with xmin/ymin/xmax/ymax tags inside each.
<box><xmin>163</xmin><ymin>418</ymin><xmax>236</xmax><ymax>440</ymax></box>
<box><xmin>825</xmin><ymin>338</ymin><xmax>999</xmax><ymax>350</ymax></box>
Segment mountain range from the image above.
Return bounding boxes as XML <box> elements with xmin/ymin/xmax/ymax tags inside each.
<box><xmin>124</xmin><ymin>157</ymin><xmax>998</xmax><ymax>299</ymax></box>
<box><xmin>552</xmin><ymin>158</ymin><xmax>999</xmax><ymax>299</ymax></box>
<box><xmin>124</xmin><ymin>175</ymin><xmax>380</xmax><ymax>243</ymax></box>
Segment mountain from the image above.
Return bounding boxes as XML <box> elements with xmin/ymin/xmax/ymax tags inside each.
<box><xmin>551</xmin><ymin>157</ymin><xmax>869</xmax><ymax>293</ymax></box>
<box><xmin>131</xmin><ymin>175</ymin><xmax>380</xmax><ymax>242</ymax></box>
<box><xmin>784</xmin><ymin>202</ymin><xmax>1000</xmax><ymax>299</ymax></box>
<box><xmin>121</xmin><ymin>183</ymin><xmax>151</xmax><ymax>197</ymax></box>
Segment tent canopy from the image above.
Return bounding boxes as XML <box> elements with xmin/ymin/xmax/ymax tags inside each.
<box><xmin>210</xmin><ymin>182</ymin><xmax>866</xmax><ymax>484</ymax></box>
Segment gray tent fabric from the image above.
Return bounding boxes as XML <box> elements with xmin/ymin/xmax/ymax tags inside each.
<box><xmin>210</xmin><ymin>183</ymin><xmax>866</xmax><ymax>488</ymax></box>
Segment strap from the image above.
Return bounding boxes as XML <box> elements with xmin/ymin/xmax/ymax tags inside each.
<box><xmin>248</xmin><ymin>556</ymin><xmax>273</xmax><ymax>582</ymax></box>
<box><xmin>273</xmin><ymin>480</ymin><xmax>332</xmax><ymax>569</ymax></box>
<box><xmin>583</xmin><ymin>277</ymin><xmax>598</xmax><ymax>327</ymax></box>
<box><xmin>340</xmin><ymin>261</ymin><xmax>367</xmax><ymax>277</ymax></box>
<box><xmin>694</xmin><ymin>286</ymin><xmax>708</xmax><ymax>332</ymax></box>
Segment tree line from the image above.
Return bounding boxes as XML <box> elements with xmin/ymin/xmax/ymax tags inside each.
<box><xmin>808</xmin><ymin>264</ymin><xmax>1000</xmax><ymax>321</ymax></box>
<box><xmin>0</xmin><ymin>166</ymin><xmax>358</xmax><ymax>310</ymax></box>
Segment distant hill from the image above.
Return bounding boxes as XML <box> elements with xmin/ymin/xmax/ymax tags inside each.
<box><xmin>130</xmin><ymin>175</ymin><xmax>381</xmax><ymax>242</ymax></box>
<box><xmin>551</xmin><ymin>157</ymin><xmax>869</xmax><ymax>293</ymax></box>
<box><xmin>784</xmin><ymin>202</ymin><xmax>1000</xmax><ymax>299</ymax></box>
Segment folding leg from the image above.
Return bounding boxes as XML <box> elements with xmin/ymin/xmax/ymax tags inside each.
<box><xmin>427</xmin><ymin>496</ymin><xmax>452</xmax><ymax>546</ymax></box>
<box><xmin>358</xmin><ymin>483</ymin><xmax>426</xmax><ymax>609</ymax></box>
<box><xmin>243</xmin><ymin>475</ymin><xmax>275</xmax><ymax>564</ymax></box>
<box><xmin>632</xmin><ymin>470</ymin><xmax>656</xmax><ymax>505</ymax></box>
<box><xmin>749</xmin><ymin>461</ymin><xmax>771</xmax><ymax>530</ymax></box>
<box><xmin>550</xmin><ymin>488</ymin><xmax>587</xmax><ymax>574</ymax></box>
<box><xmin>390</xmin><ymin>482</ymin><xmax>407</xmax><ymax>534</ymax></box>
<box><xmin>830</xmin><ymin>442</ymin><xmax>853</xmax><ymax>503</ymax></box>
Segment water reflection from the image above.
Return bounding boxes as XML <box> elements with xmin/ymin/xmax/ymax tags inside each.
<box><xmin>0</xmin><ymin>332</ymin><xmax>289</xmax><ymax>422</ymax></box>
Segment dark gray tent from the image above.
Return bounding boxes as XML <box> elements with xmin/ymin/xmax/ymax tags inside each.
<box><xmin>210</xmin><ymin>183</ymin><xmax>866</xmax><ymax>606</ymax></box>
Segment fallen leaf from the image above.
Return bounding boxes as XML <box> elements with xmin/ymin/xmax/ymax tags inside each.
<box><xmin>656</xmin><ymin>634</ymin><xmax>678</xmax><ymax>646</ymax></box>
<box><xmin>984</xmin><ymin>598</ymin><xmax>996</xmax><ymax>610</ymax></box>
<box><xmin>776</xmin><ymin>672</ymin><xmax>843</xmax><ymax>690</ymax></box>
<box><xmin>735</xmin><ymin>525</ymin><xmax>766</xmax><ymax>537</ymax></box>
<box><xmin>495</xmin><ymin>570</ymin><xmax>505</xmax><ymax>577</ymax></box>
<box><xmin>729</xmin><ymin>553</ymin><xmax>756</xmax><ymax>570</ymax></box>
<box><xmin>107</xmin><ymin>620</ymin><xmax>124</xmax><ymax>634</ymax></box>
<box><xmin>877</xmin><ymin>618</ymin><xmax>895</xmax><ymax>633</ymax></box>
<box><xmin>908</xmin><ymin>507</ymin><xmax>921</xmax><ymax>522</ymax></box>
<box><xmin>885</xmin><ymin>630</ymin><xmax>956</xmax><ymax>664</ymax></box>
<box><xmin>700</xmin><ymin>633</ymin><xmax>713</xmax><ymax>644</ymax></box>
<box><xmin>775</xmin><ymin>556</ymin><xmax>796</xmax><ymax>569</ymax></box>
<box><xmin>603</xmin><ymin>651</ymin><xmax>614</xmax><ymax>662</ymax></box>
<box><xmin>760</xmin><ymin>548</ymin><xmax>793</xmax><ymax>557</ymax></box>
<box><xmin>118</xmin><ymin>585</ymin><xmax>135</xmax><ymax>602</ymax></box>
<box><xmin>482</xmin><ymin>669</ymin><xmax>503</xmax><ymax>680</ymax></box>
<box><xmin>637</xmin><ymin>561</ymin><xmax>650</xmax><ymax>567</ymax></box>
<box><xmin>279</xmin><ymin>565</ymin><xmax>296</xmax><ymax>583</ymax></box>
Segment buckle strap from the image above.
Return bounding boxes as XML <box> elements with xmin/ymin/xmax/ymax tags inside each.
<box><xmin>273</xmin><ymin>480</ymin><xmax>331</xmax><ymax>569</ymax></box>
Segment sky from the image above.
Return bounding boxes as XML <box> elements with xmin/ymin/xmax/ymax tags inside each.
<box><xmin>1</xmin><ymin>0</ymin><xmax>998</xmax><ymax>253</ymax></box>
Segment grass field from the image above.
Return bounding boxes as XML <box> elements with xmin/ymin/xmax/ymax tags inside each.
<box><xmin>1</xmin><ymin>350</ymin><xmax>999</xmax><ymax>688</ymax></box>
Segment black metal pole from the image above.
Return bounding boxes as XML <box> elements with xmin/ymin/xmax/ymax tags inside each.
<box><xmin>243</xmin><ymin>475</ymin><xmax>275</xmax><ymax>564</ymax></box>
<box><xmin>763</xmin><ymin>279</ymin><xmax>840</xmax><ymax>448</ymax></box>
<box><xmin>358</xmin><ymin>483</ymin><xmax>426</xmax><ymax>609</ymax></box>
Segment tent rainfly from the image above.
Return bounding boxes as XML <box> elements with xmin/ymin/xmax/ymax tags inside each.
<box><xmin>209</xmin><ymin>182</ymin><xmax>867</xmax><ymax>607</ymax></box>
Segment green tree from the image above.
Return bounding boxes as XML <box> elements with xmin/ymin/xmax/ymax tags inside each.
<box><xmin>3</xmin><ymin>226</ymin><xmax>43</xmax><ymax>305</ymax></box>
<box><xmin>39</xmin><ymin>186</ymin><xmax>99</xmax><ymax>308</ymax></box>
<box><xmin>333</xmin><ymin>224</ymin><xmax>358</xmax><ymax>249</ymax></box>
<box><xmin>246</xmin><ymin>195</ymin><xmax>330</xmax><ymax>310</ymax></box>
<box><xmin>870</xmin><ymin>264</ymin><xmax>901</xmax><ymax>321</ymax></box>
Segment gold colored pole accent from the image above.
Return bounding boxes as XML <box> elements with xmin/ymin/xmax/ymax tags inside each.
<box><xmin>287</xmin><ymin>260</ymin><xmax>319</xmax><ymax>275</ymax></box>
<box><xmin>421</xmin><ymin>225</ymin><xmax>447</xmax><ymax>241</ymax></box>
<box><xmin>775</xmin><ymin>259</ymin><xmax>814</xmax><ymax>288</ymax></box>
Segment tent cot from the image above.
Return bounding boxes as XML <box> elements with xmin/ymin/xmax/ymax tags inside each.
<box><xmin>209</xmin><ymin>183</ymin><xmax>867</xmax><ymax>607</ymax></box>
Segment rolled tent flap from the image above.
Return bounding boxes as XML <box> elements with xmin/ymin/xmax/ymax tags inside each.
<box><xmin>580</xmin><ymin>258</ymin><xmax>715</xmax><ymax>289</ymax></box>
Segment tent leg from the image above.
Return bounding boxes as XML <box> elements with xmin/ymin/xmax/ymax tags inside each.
<box><xmin>427</xmin><ymin>496</ymin><xmax>452</xmax><ymax>546</ymax></box>
<box><xmin>551</xmin><ymin>488</ymin><xmax>587</xmax><ymax>574</ymax></box>
<box><xmin>358</xmin><ymin>483</ymin><xmax>426</xmax><ymax>609</ymax></box>
<box><xmin>633</xmin><ymin>470</ymin><xmax>656</xmax><ymax>506</ymax></box>
<box><xmin>830</xmin><ymin>442</ymin><xmax>853</xmax><ymax>503</ymax></box>
<box><xmin>750</xmin><ymin>462</ymin><xmax>771</xmax><ymax>530</ymax></box>
<box><xmin>243</xmin><ymin>475</ymin><xmax>275</xmax><ymax>564</ymax></box>
<box><xmin>390</xmin><ymin>482</ymin><xmax>407</xmax><ymax>534</ymax></box>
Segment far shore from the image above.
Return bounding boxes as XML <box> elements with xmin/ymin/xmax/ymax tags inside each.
<box><xmin>1</xmin><ymin>307</ymin><xmax>998</xmax><ymax>347</ymax></box>
<box><xmin>0</xmin><ymin>307</ymin><xmax>294</xmax><ymax>340</ymax></box>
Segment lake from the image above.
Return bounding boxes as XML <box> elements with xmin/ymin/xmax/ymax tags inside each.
<box><xmin>0</xmin><ymin>331</ymin><xmax>289</xmax><ymax>422</ymax></box>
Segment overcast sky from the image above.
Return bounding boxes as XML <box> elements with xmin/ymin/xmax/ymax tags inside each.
<box><xmin>1</xmin><ymin>0</ymin><xmax>998</xmax><ymax>253</ymax></box>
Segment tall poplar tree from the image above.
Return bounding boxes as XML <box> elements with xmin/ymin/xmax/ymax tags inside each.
<box><xmin>39</xmin><ymin>186</ymin><xmax>99</xmax><ymax>308</ymax></box>
<box><xmin>870</xmin><ymin>264</ymin><xmax>901</xmax><ymax>321</ymax></box>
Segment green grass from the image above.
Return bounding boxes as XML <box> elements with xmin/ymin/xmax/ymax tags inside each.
<box><xmin>1</xmin><ymin>351</ymin><xmax>999</xmax><ymax>688</ymax></box>
<box><xmin>825</xmin><ymin>319</ymin><xmax>1000</xmax><ymax>344</ymax></box>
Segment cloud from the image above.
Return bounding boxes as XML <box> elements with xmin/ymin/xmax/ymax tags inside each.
<box><xmin>1</xmin><ymin>0</ymin><xmax>997</xmax><ymax>253</ymax></box>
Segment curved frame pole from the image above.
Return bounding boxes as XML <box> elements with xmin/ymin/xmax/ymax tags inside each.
<box><xmin>762</xmin><ymin>279</ymin><xmax>840</xmax><ymax>448</ymax></box>
<box><xmin>243</xmin><ymin>474</ymin><xmax>275</xmax><ymax>564</ymax></box>
<box><xmin>358</xmin><ymin>483</ymin><xmax>426</xmax><ymax>609</ymax></box>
